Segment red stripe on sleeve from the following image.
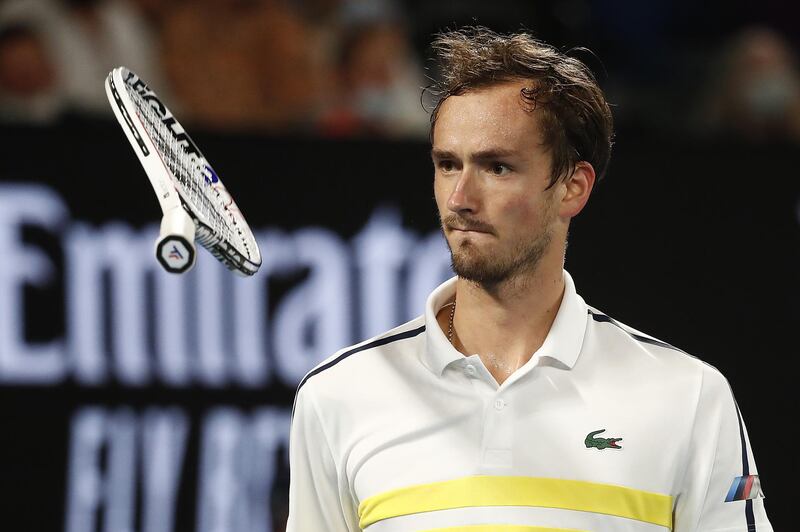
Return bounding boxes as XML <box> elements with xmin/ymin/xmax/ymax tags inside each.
<box><xmin>742</xmin><ymin>475</ymin><xmax>755</xmax><ymax>500</ymax></box>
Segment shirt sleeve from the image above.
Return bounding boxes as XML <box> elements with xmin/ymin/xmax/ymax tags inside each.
<box><xmin>286</xmin><ymin>384</ymin><xmax>359</xmax><ymax>532</ymax></box>
<box><xmin>674</xmin><ymin>366</ymin><xmax>773</xmax><ymax>532</ymax></box>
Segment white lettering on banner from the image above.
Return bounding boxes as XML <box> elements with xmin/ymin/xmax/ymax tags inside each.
<box><xmin>153</xmin><ymin>260</ymin><xmax>191</xmax><ymax>386</ymax></box>
<box><xmin>108</xmin><ymin>224</ymin><xmax>154</xmax><ymax>386</ymax></box>
<box><xmin>65</xmin><ymin>407</ymin><xmax>139</xmax><ymax>532</ymax></box>
<box><xmin>196</xmin><ymin>408</ymin><xmax>291</xmax><ymax>532</ymax></box>
<box><xmin>273</xmin><ymin>228</ymin><xmax>351</xmax><ymax>384</ymax></box>
<box><xmin>230</xmin><ymin>230</ymin><xmax>294</xmax><ymax>387</ymax></box>
<box><xmin>142</xmin><ymin>408</ymin><xmax>189</xmax><ymax>532</ymax></box>
<box><xmin>65</xmin><ymin>223</ymin><xmax>158</xmax><ymax>386</ymax></box>
<box><xmin>0</xmin><ymin>184</ymin><xmax>67</xmax><ymax>383</ymax></box>
<box><xmin>0</xmin><ymin>184</ymin><xmax>451</xmax><ymax>387</ymax></box>
<box><xmin>65</xmin><ymin>408</ymin><xmax>104</xmax><ymax>532</ymax></box>
<box><xmin>355</xmin><ymin>207</ymin><xmax>415</xmax><ymax>338</ymax></box>
<box><xmin>65</xmin><ymin>224</ymin><xmax>109</xmax><ymax>385</ymax></box>
<box><xmin>105</xmin><ymin>408</ymin><xmax>137</xmax><ymax>532</ymax></box>
<box><xmin>195</xmin><ymin>247</ymin><xmax>227</xmax><ymax>386</ymax></box>
<box><xmin>66</xmin><ymin>406</ymin><xmax>281</xmax><ymax>532</ymax></box>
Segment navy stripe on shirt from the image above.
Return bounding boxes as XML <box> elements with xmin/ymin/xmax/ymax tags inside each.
<box><xmin>296</xmin><ymin>324</ymin><xmax>426</xmax><ymax>393</ymax></box>
<box><xmin>587</xmin><ymin>309</ymin><xmax>687</xmax><ymax>355</ymax></box>
<box><xmin>735</xmin><ymin>402</ymin><xmax>757</xmax><ymax>531</ymax></box>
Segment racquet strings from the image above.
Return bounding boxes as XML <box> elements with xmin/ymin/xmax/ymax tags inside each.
<box><xmin>127</xmin><ymin>86</ymin><xmax>237</xmax><ymax>249</ymax></box>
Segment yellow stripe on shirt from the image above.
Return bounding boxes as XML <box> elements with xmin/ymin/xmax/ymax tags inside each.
<box><xmin>358</xmin><ymin>475</ymin><xmax>673</xmax><ymax>530</ymax></box>
<box><xmin>422</xmin><ymin>526</ymin><xmax>585</xmax><ymax>532</ymax></box>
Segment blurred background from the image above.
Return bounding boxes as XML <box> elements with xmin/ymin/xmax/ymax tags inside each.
<box><xmin>0</xmin><ymin>0</ymin><xmax>796</xmax><ymax>530</ymax></box>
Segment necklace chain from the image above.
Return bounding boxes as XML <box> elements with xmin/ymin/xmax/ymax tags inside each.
<box><xmin>447</xmin><ymin>296</ymin><xmax>515</xmax><ymax>375</ymax></box>
<box><xmin>447</xmin><ymin>297</ymin><xmax>456</xmax><ymax>344</ymax></box>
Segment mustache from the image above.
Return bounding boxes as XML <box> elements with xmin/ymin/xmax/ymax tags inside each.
<box><xmin>441</xmin><ymin>214</ymin><xmax>496</xmax><ymax>235</ymax></box>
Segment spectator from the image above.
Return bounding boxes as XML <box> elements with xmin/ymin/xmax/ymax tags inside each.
<box><xmin>54</xmin><ymin>0</ymin><xmax>170</xmax><ymax>115</ymax></box>
<box><xmin>161</xmin><ymin>0</ymin><xmax>325</xmax><ymax>131</ymax></box>
<box><xmin>696</xmin><ymin>27</ymin><xmax>800</xmax><ymax>143</ymax></box>
<box><xmin>0</xmin><ymin>0</ymin><xmax>168</xmax><ymax>119</ymax></box>
<box><xmin>318</xmin><ymin>0</ymin><xmax>428</xmax><ymax>138</ymax></box>
<box><xmin>0</xmin><ymin>22</ymin><xmax>63</xmax><ymax>123</ymax></box>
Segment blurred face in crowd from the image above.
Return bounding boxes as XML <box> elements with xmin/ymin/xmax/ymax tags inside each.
<box><xmin>432</xmin><ymin>80</ymin><xmax>568</xmax><ymax>285</ymax></box>
<box><xmin>730</xmin><ymin>28</ymin><xmax>799</xmax><ymax>119</ymax></box>
<box><xmin>0</xmin><ymin>29</ymin><xmax>56</xmax><ymax>96</ymax></box>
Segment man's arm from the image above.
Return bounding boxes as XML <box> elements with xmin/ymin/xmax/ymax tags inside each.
<box><xmin>674</xmin><ymin>366</ymin><xmax>773</xmax><ymax>532</ymax></box>
<box><xmin>286</xmin><ymin>385</ymin><xmax>357</xmax><ymax>532</ymax></box>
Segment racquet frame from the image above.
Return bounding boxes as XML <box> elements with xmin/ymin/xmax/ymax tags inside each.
<box><xmin>105</xmin><ymin>67</ymin><xmax>260</xmax><ymax>275</ymax></box>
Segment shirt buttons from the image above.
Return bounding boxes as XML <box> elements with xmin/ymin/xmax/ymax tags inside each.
<box><xmin>465</xmin><ymin>364</ymin><xmax>476</xmax><ymax>376</ymax></box>
<box><xmin>494</xmin><ymin>398</ymin><xmax>506</xmax><ymax>410</ymax></box>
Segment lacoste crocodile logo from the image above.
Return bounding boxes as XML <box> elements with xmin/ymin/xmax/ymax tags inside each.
<box><xmin>585</xmin><ymin>429</ymin><xmax>623</xmax><ymax>450</ymax></box>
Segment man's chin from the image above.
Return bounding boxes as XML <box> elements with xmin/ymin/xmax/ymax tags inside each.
<box><xmin>451</xmin><ymin>252</ymin><xmax>508</xmax><ymax>285</ymax></box>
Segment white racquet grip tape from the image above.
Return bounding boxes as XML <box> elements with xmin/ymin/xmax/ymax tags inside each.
<box><xmin>155</xmin><ymin>207</ymin><xmax>197</xmax><ymax>274</ymax></box>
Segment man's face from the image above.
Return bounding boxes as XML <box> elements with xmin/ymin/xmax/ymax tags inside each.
<box><xmin>432</xmin><ymin>80</ymin><xmax>562</xmax><ymax>286</ymax></box>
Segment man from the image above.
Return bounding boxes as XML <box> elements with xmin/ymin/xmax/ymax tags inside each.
<box><xmin>287</xmin><ymin>27</ymin><xmax>773</xmax><ymax>532</ymax></box>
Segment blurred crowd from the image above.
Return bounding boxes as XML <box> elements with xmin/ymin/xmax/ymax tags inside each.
<box><xmin>1</xmin><ymin>0</ymin><xmax>799</xmax><ymax>143</ymax></box>
<box><xmin>0</xmin><ymin>0</ymin><xmax>429</xmax><ymax>137</ymax></box>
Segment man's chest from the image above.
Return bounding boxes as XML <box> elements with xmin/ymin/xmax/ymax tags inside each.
<box><xmin>342</xmin><ymin>371</ymin><xmax>691</xmax><ymax>504</ymax></box>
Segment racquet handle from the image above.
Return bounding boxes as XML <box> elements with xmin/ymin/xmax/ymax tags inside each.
<box><xmin>155</xmin><ymin>207</ymin><xmax>197</xmax><ymax>274</ymax></box>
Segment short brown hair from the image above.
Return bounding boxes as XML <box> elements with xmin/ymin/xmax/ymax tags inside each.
<box><xmin>428</xmin><ymin>26</ymin><xmax>614</xmax><ymax>186</ymax></box>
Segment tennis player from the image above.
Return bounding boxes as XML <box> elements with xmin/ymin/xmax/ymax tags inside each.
<box><xmin>287</xmin><ymin>27</ymin><xmax>773</xmax><ymax>532</ymax></box>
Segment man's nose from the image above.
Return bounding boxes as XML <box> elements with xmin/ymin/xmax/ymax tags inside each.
<box><xmin>447</xmin><ymin>167</ymin><xmax>480</xmax><ymax>213</ymax></box>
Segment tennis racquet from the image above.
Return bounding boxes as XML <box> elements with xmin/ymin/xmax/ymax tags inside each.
<box><xmin>104</xmin><ymin>66</ymin><xmax>261</xmax><ymax>275</ymax></box>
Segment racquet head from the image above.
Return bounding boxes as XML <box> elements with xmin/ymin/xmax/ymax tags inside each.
<box><xmin>104</xmin><ymin>66</ymin><xmax>261</xmax><ymax>276</ymax></box>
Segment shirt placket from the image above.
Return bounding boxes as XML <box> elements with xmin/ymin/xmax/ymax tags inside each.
<box><xmin>463</xmin><ymin>355</ymin><xmax>515</xmax><ymax>470</ymax></box>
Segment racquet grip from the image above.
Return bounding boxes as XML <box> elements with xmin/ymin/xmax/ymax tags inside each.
<box><xmin>155</xmin><ymin>207</ymin><xmax>197</xmax><ymax>274</ymax></box>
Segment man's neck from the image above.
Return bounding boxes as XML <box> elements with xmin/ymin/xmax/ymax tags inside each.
<box><xmin>450</xmin><ymin>263</ymin><xmax>566</xmax><ymax>385</ymax></box>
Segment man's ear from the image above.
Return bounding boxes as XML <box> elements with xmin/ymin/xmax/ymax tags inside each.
<box><xmin>559</xmin><ymin>161</ymin><xmax>596</xmax><ymax>218</ymax></box>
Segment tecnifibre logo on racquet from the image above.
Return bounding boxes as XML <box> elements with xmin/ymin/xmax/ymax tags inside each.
<box><xmin>168</xmin><ymin>245</ymin><xmax>183</xmax><ymax>260</ymax></box>
<box><xmin>157</xmin><ymin>237</ymin><xmax>194</xmax><ymax>273</ymax></box>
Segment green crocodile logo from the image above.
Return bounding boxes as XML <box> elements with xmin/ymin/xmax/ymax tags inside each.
<box><xmin>585</xmin><ymin>429</ymin><xmax>622</xmax><ymax>450</ymax></box>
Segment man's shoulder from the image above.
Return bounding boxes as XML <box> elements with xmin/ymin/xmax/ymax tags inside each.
<box><xmin>584</xmin><ymin>305</ymin><xmax>728</xmax><ymax>384</ymax></box>
<box><xmin>296</xmin><ymin>316</ymin><xmax>427</xmax><ymax>395</ymax></box>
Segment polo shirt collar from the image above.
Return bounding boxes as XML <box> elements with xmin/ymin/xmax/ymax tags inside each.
<box><xmin>422</xmin><ymin>270</ymin><xmax>588</xmax><ymax>376</ymax></box>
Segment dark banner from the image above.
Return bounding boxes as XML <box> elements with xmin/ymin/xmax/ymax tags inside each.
<box><xmin>0</xmin><ymin>120</ymin><xmax>795</xmax><ymax>531</ymax></box>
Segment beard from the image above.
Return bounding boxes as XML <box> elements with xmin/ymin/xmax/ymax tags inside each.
<box><xmin>442</xmin><ymin>212</ymin><xmax>554</xmax><ymax>287</ymax></box>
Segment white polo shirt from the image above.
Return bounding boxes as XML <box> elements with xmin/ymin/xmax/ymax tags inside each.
<box><xmin>287</xmin><ymin>271</ymin><xmax>772</xmax><ymax>532</ymax></box>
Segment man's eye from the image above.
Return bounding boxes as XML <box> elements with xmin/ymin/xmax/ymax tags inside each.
<box><xmin>489</xmin><ymin>163</ymin><xmax>511</xmax><ymax>176</ymax></box>
<box><xmin>438</xmin><ymin>160</ymin><xmax>455</xmax><ymax>172</ymax></box>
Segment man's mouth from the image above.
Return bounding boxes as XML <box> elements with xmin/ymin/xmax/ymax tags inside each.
<box><xmin>448</xmin><ymin>223</ymin><xmax>494</xmax><ymax>235</ymax></box>
<box><xmin>442</xmin><ymin>215</ymin><xmax>495</xmax><ymax>235</ymax></box>
<box><xmin>451</xmin><ymin>227</ymin><xmax>487</xmax><ymax>233</ymax></box>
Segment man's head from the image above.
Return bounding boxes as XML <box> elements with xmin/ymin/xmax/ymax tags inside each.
<box><xmin>429</xmin><ymin>27</ymin><xmax>613</xmax><ymax>286</ymax></box>
<box><xmin>429</xmin><ymin>26</ymin><xmax>614</xmax><ymax>187</ymax></box>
